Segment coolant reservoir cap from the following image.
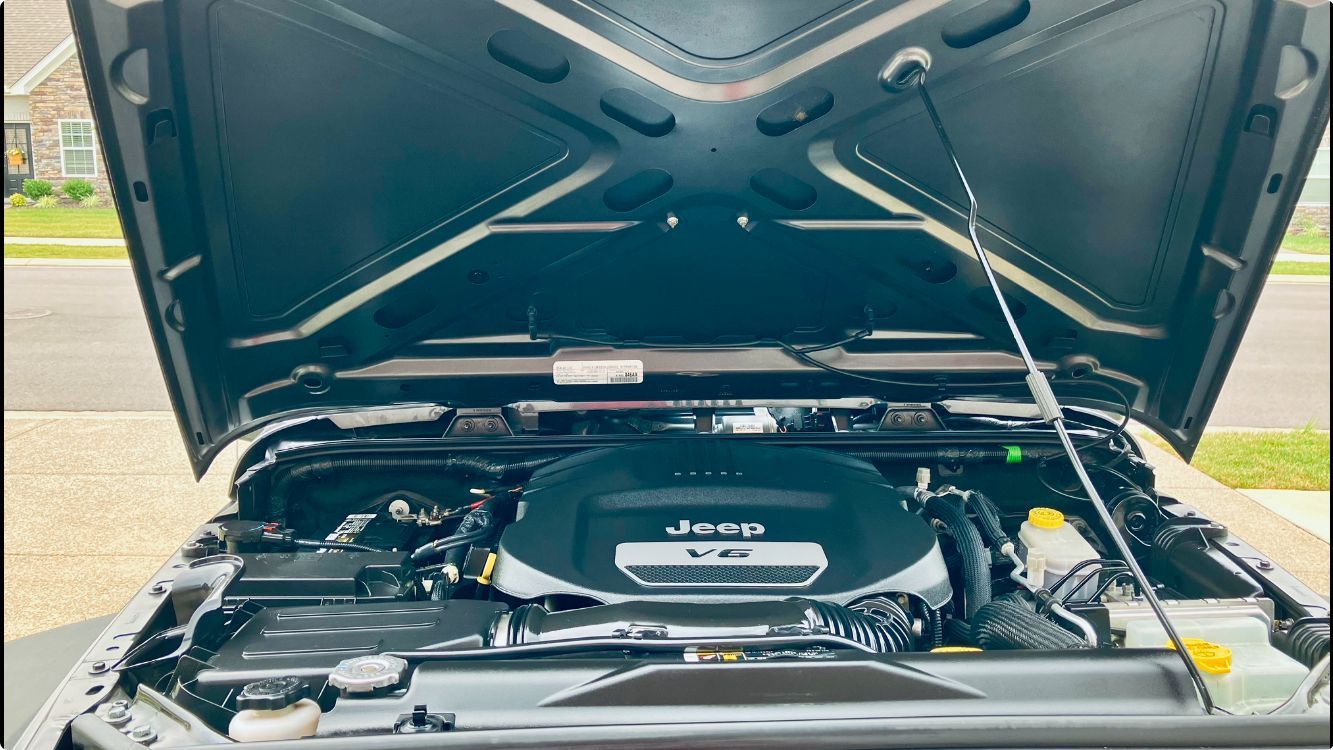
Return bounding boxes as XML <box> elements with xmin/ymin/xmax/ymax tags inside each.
<box><xmin>1027</xmin><ymin>507</ymin><xmax>1065</xmax><ymax>529</ymax></box>
<box><xmin>235</xmin><ymin>676</ymin><xmax>310</xmax><ymax>711</ymax></box>
<box><xmin>1167</xmin><ymin>638</ymin><xmax>1233</xmax><ymax>675</ymax></box>
<box><xmin>329</xmin><ymin>654</ymin><xmax>409</xmax><ymax>694</ymax></box>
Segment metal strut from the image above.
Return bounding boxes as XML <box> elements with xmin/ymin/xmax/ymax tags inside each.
<box><xmin>910</xmin><ymin>71</ymin><xmax>1216</xmax><ymax>713</ymax></box>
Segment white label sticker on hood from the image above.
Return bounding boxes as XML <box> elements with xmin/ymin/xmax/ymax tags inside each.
<box><xmin>553</xmin><ymin>359</ymin><xmax>644</xmax><ymax>385</ymax></box>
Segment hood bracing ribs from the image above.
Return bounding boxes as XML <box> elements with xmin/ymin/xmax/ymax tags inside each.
<box><xmin>905</xmin><ymin>65</ymin><xmax>1216</xmax><ymax>713</ymax></box>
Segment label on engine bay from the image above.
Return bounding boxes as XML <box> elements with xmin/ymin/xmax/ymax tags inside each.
<box><xmin>321</xmin><ymin>513</ymin><xmax>376</xmax><ymax>553</ymax></box>
<box><xmin>683</xmin><ymin>646</ymin><xmax>837</xmax><ymax>663</ymax></box>
<box><xmin>553</xmin><ymin>359</ymin><xmax>643</xmax><ymax>385</ymax></box>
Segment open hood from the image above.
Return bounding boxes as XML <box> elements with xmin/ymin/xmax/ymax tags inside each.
<box><xmin>71</xmin><ymin>0</ymin><xmax>1328</xmax><ymax>475</ymax></box>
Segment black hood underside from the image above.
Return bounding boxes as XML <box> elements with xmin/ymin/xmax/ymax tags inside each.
<box><xmin>70</xmin><ymin>0</ymin><xmax>1329</xmax><ymax>474</ymax></box>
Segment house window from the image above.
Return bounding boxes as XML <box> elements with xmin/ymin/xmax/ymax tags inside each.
<box><xmin>59</xmin><ymin>120</ymin><xmax>97</xmax><ymax>177</ymax></box>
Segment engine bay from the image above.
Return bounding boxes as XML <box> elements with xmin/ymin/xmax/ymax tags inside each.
<box><xmin>491</xmin><ymin>441</ymin><xmax>951</xmax><ymax>608</ymax></box>
<box><xmin>75</xmin><ymin>405</ymin><xmax>1326</xmax><ymax>745</ymax></box>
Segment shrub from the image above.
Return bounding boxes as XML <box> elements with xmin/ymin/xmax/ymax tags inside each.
<box><xmin>22</xmin><ymin>179</ymin><xmax>54</xmax><ymax>199</ymax></box>
<box><xmin>78</xmin><ymin>194</ymin><xmax>103</xmax><ymax>208</ymax></box>
<box><xmin>61</xmin><ymin>178</ymin><xmax>95</xmax><ymax>202</ymax></box>
<box><xmin>1289</xmin><ymin>211</ymin><xmax>1321</xmax><ymax>237</ymax></box>
<box><xmin>9</xmin><ymin>193</ymin><xmax>28</xmax><ymax>207</ymax></box>
<box><xmin>33</xmin><ymin>195</ymin><xmax>60</xmax><ymax>208</ymax></box>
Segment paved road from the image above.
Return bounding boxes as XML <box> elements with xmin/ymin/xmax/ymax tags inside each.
<box><xmin>1211</xmin><ymin>280</ymin><xmax>1330</xmax><ymax>429</ymax></box>
<box><xmin>4</xmin><ymin>266</ymin><xmax>170</xmax><ymax>412</ymax></box>
<box><xmin>3</xmin><ymin>266</ymin><xmax>1330</xmax><ymax>428</ymax></box>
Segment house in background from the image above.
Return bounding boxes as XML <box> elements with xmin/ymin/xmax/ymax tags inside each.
<box><xmin>4</xmin><ymin>0</ymin><xmax>109</xmax><ymax>197</ymax></box>
<box><xmin>1297</xmin><ymin>128</ymin><xmax>1330</xmax><ymax>233</ymax></box>
<box><xmin>1</xmin><ymin>0</ymin><xmax>1328</xmax><ymax>232</ymax></box>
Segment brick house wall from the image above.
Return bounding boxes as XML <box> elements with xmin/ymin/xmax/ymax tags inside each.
<box><xmin>27</xmin><ymin>54</ymin><xmax>110</xmax><ymax>198</ymax></box>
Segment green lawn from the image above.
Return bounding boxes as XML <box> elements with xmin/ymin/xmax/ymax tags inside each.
<box><xmin>1271</xmin><ymin>260</ymin><xmax>1330</xmax><ymax>276</ymax></box>
<box><xmin>1144</xmin><ymin>428</ymin><xmax>1330</xmax><ymax>491</ymax></box>
<box><xmin>2</xmin><ymin>208</ymin><xmax>123</xmax><ymax>239</ymax></box>
<box><xmin>1282</xmin><ymin>233</ymin><xmax>1330</xmax><ymax>255</ymax></box>
<box><xmin>4</xmin><ymin>243</ymin><xmax>127</xmax><ymax>260</ymax></box>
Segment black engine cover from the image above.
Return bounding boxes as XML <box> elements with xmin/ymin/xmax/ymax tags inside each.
<box><xmin>491</xmin><ymin>440</ymin><xmax>951</xmax><ymax>607</ymax></box>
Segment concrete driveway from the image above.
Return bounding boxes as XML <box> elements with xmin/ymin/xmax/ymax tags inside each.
<box><xmin>3</xmin><ymin>413</ymin><xmax>236</xmax><ymax>641</ymax></box>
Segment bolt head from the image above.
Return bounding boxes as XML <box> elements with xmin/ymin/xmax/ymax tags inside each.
<box><xmin>666</xmin><ymin>215</ymin><xmax>679</xmax><ymax>229</ymax></box>
<box><xmin>736</xmin><ymin>216</ymin><xmax>749</xmax><ymax>228</ymax></box>
<box><xmin>128</xmin><ymin>724</ymin><xmax>156</xmax><ymax>743</ymax></box>
<box><xmin>103</xmin><ymin>702</ymin><xmax>132</xmax><ymax>725</ymax></box>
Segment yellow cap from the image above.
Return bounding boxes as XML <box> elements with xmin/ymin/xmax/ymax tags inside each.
<box><xmin>931</xmin><ymin>646</ymin><xmax>983</xmax><ymax>653</ymax></box>
<box><xmin>476</xmin><ymin>552</ymin><xmax>498</xmax><ymax>585</ymax></box>
<box><xmin>1166</xmin><ymin>638</ymin><xmax>1232</xmax><ymax>675</ymax></box>
<box><xmin>1027</xmin><ymin>507</ymin><xmax>1065</xmax><ymax>529</ymax></box>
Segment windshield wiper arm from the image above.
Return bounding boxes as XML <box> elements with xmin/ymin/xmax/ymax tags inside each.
<box><xmin>906</xmin><ymin>65</ymin><xmax>1215</xmax><ymax>712</ymax></box>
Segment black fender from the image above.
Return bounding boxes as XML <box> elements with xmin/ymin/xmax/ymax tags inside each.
<box><xmin>4</xmin><ymin>616</ymin><xmax>113</xmax><ymax>748</ymax></box>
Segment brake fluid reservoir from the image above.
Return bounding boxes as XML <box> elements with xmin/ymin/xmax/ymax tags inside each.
<box><xmin>1123</xmin><ymin>616</ymin><xmax>1308</xmax><ymax>714</ymax></box>
<box><xmin>1019</xmin><ymin>508</ymin><xmax>1100</xmax><ymax>602</ymax></box>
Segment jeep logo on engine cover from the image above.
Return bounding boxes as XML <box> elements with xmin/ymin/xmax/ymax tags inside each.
<box><xmin>665</xmin><ymin>519</ymin><xmax>765</xmax><ymax>538</ymax></box>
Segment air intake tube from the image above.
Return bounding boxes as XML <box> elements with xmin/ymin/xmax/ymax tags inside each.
<box><xmin>492</xmin><ymin>598</ymin><xmax>914</xmax><ymax>653</ymax></box>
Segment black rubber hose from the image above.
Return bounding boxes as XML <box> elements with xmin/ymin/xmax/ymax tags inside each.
<box><xmin>411</xmin><ymin>528</ymin><xmax>489</xmax><ymax>565</ymax></box>
<box><xmin>1278</xmin><ymin>618</ymin><xmax>1330</xmax><ymax>668</ymax></box>
<box><xmin>291</xmin><ymin>538</ymin><xmax>384</xmax><ymax>552</ymax></box>
<box><xmin>410</xmin><ymin>509</ymin><xmax>493</xmax><ymax>564</ymax></box>
<box><xmin>972</xmin><ymin>593</ymin><xmax>1090</xmax><ymax>650</ymax></box>
<box><xmin>923</xmin><ymin>493</ymin><xmax>991</xmax><ymax>619</ymax></box>
<box><xmin>428</xmin><ymin>574</ymin><xmax>452</xmax><ymax>601</ymax></box>
<box><xmin>965</xmin><ymin>490</ymin><xmax>1011</xmax><ymax>549</ymax></box>
<box><xmin>443</xmin><ymin>508</ymin><xmax>495</xmax><ymax>571</ymax></box>
<box><xmin>946</xmin><ymin>617</ymin><xmax>974</xmax><ymax>646</ymax></box>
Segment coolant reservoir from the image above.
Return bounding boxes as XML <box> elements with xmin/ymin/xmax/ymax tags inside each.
<box><xmin>1019</xmin><ymin>507</ymin><xmax>1100</xmax><ymax>602</ymax></box>
<box><xmin>229</xmin><ymin>677</ymin><xmax>320</xmax><ymax>742</ymax></box>
<box><xmin>1123</xmin><ymin>616</ymin><xmax>1308</xmax><ymax>714</ymax></box>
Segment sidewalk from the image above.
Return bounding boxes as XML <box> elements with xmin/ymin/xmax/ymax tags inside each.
<box><xmin>5</xmin><ymin>258</ymin><xmax>129</xmax><ymax>267</ymax></box>
<box><xmin>4</xmin><ymin>412</ymin><xmax>238</xmax><ymax>641</ymax></box>
<box><xmin>4</xmin><ymin>236</ymin><xmax>125</xmax><ymax>247</ymax></box>
<box><xmin>1237</xmin><ymin>490</ymin><xmax>1330</xmax><ymax>543</ymax></box>
<box><xmin>1276</xmin><ymin>251</ymin><xmax>1330</xmax><ymax>263</ymax></box>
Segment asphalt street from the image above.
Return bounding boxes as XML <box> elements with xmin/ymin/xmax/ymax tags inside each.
<box><xmin>5</xmin><ymin>265</ymin><xmax>169</xmax><ymax>412</ymax></box>
<box><xmin>3</xmin><ymin>266</ymin><xmax>1330</xmax><ymax>428</ymax></box>
<box><xmin>1210</xmin><ymin>280</ymin><xmax>1330</xmax><ymax>429</ymax></box>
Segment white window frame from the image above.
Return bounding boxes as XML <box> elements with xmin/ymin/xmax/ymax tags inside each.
<box><xmin>57</xmin><ymin>118</ymin><xmax>97</xmax><ymax>178</ymax></box>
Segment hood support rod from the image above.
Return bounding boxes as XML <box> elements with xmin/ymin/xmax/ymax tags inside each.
<box><xmin>909</xmin><ymin>70</ymin><xmax>1215</xmax><ymax>713</ymax></box>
